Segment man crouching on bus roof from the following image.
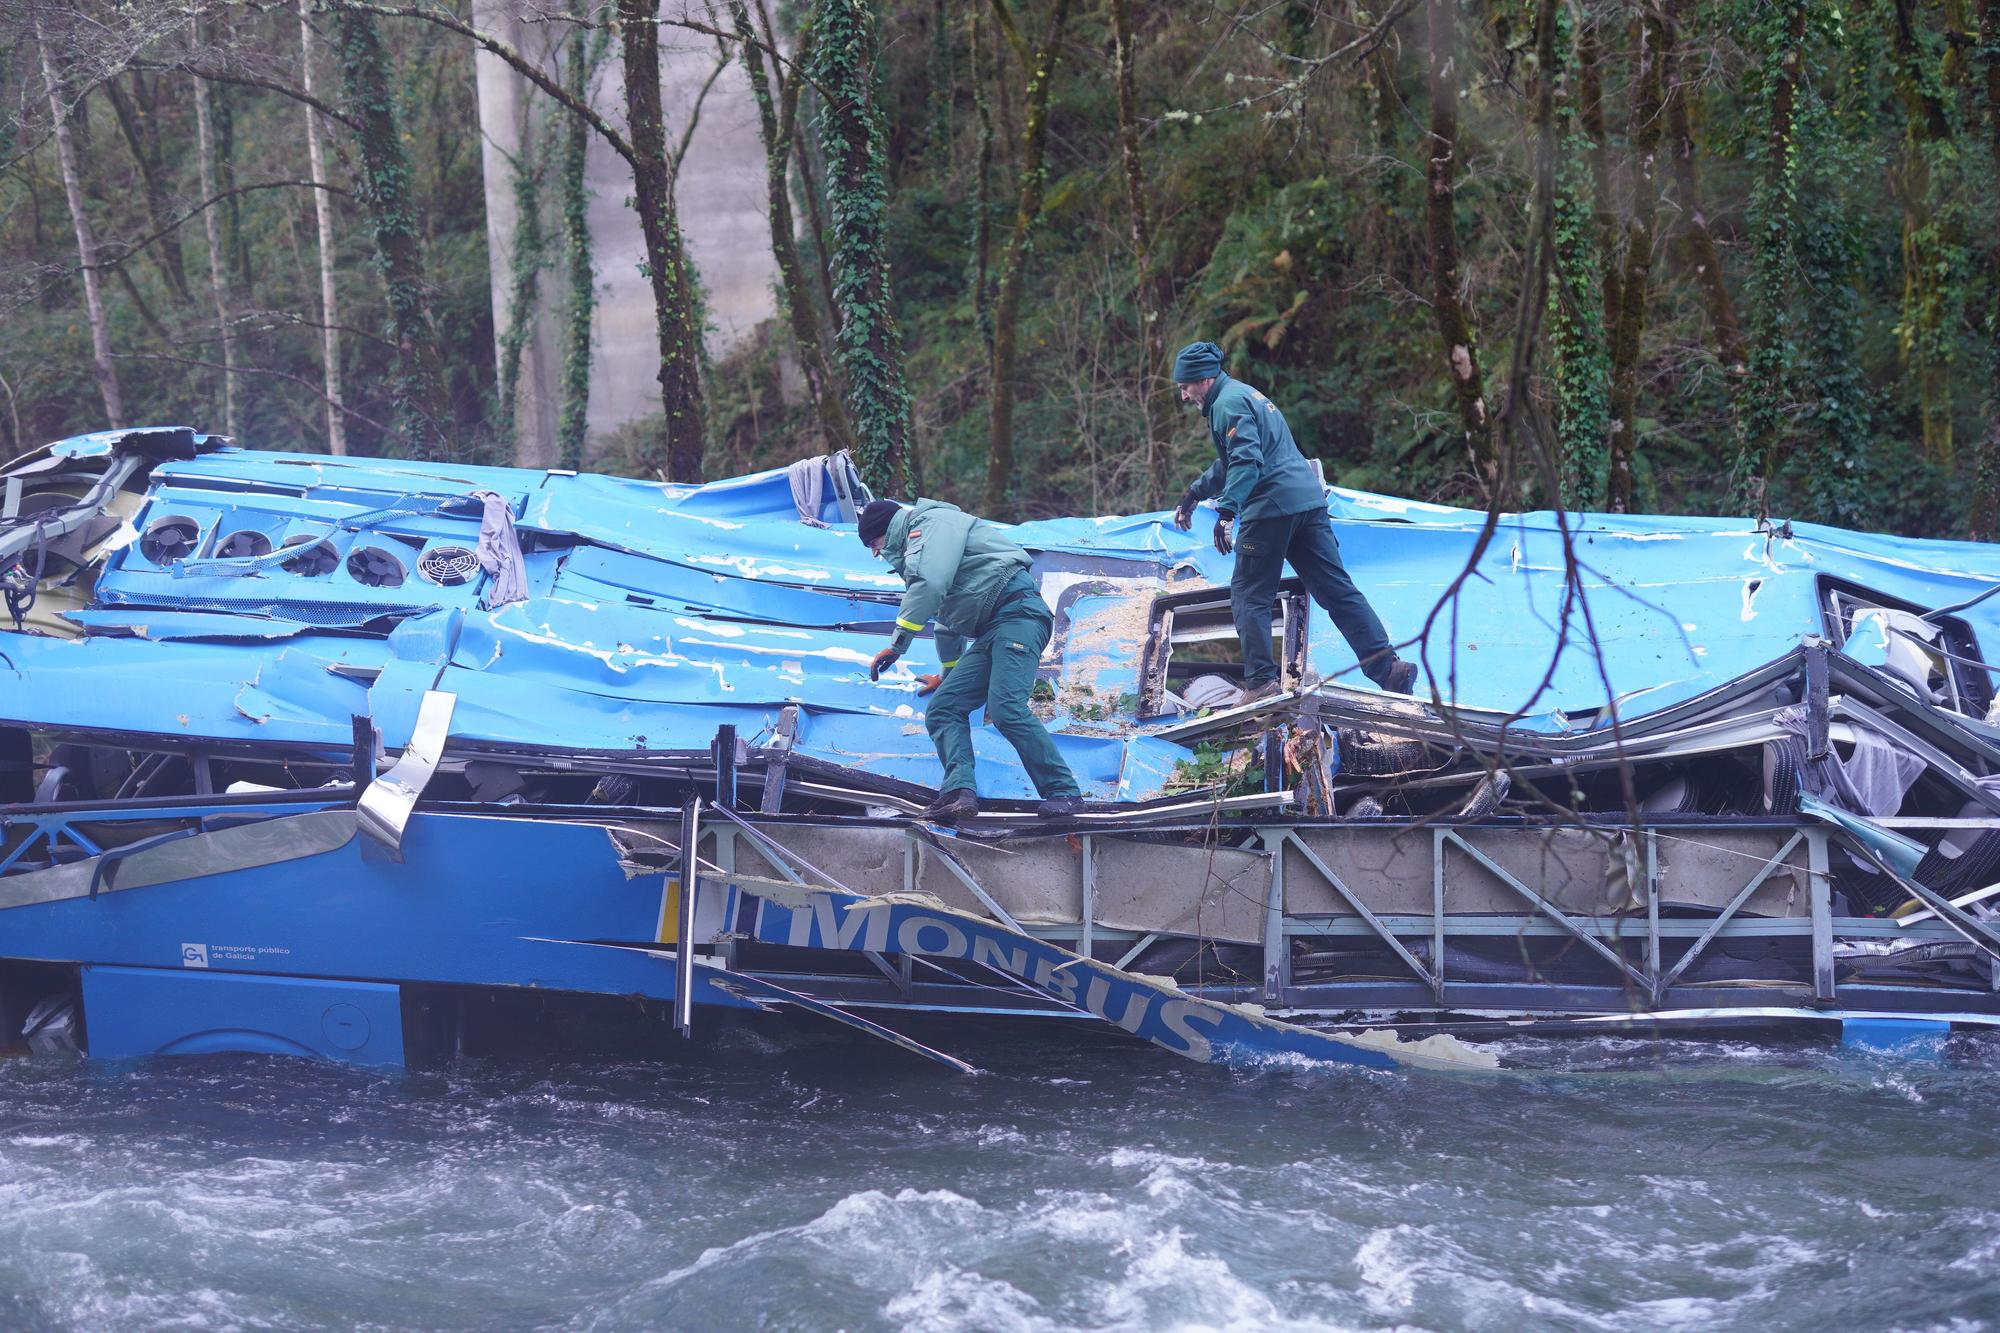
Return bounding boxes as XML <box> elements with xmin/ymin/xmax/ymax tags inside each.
<box><xmin>859</xmin><ymin>497</ymin><xmax>1084</xmax><ymax>824</ymax></box>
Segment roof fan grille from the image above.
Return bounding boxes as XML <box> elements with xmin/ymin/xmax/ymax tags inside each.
<box><xmin>417</xmin><ymin>544</ymin><xmax>481</xmax><ymax>587</ymax></box>
<box><xmin>138</xmin><ymin>515</ymin><xmax>201</xmax><ymax>566</ymax></box>
<box><xmin>215</xmin><ymin>529</ymin><xmax>273</xmax><ymax>559</ymax></box>
<box><xmin>346</xmin><ymin>545</ymin><xmax>407</xmax><ymax>589</ymax></box>
<box><xmin>279</xmin><ymin>534</ymin><xmax>339</xmax><ymax>577</ymax></box>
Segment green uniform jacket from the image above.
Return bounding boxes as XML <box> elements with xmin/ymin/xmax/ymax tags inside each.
<box><xmin>1186</xmin><ymin>372</ymin><xmax>1327</xmax><ymax>521</ymax></box>
<box><xmin>882</xmin><ymin>499</ymin><xmax>1035</xmax><ymax>667</ymax></box>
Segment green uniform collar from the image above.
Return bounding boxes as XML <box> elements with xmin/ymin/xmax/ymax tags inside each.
<box><xmin>1201</xmin><ymin>373</ymin><xmax>1229</xmax><ymax>415</ymax></box>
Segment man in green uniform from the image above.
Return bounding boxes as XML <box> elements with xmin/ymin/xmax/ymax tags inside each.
<box><xmin>1169</xmin><ymin>340</ymin><xmax>1417</xmax><ymax>702</ymax></box>
<box><xmin>860</xmin><ymin>498</ymin><xmax>1084</xmax><ymax>822</ymax></box>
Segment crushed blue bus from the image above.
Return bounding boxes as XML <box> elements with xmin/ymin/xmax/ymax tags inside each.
<box><xmin>2</xmin><ymin>426</ymin><xmax>1996</xmax><ymax>1072</ymax></box>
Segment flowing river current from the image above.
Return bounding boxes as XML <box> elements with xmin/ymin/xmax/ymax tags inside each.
<box><xmin>0</xmin><ymin>1027</ymin><xmax>1994</xmax><ymax>1331</ymax></box>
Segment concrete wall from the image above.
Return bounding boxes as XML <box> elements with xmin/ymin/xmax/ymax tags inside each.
<box><xmin>473</xmin><ymin>5</ymin><xmax>778</xmax><ymax>466</ymax></box>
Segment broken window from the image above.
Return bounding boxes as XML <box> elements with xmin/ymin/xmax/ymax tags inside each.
<box><xmin>1820</xmin><ymin>576</ymin><xmax>1992</xmax><ymax>718</ymax></box>
<box><xmin>1136</xmin><ymin>577</ymin><xmax>1310</xmax><ymax>714</ymax></box>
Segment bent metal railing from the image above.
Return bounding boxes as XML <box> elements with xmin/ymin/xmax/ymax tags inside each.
<box><xmin>7</xmin><ymin>785</ymin><xmax>1994</xmax><ymax>1020</ymax></box>
<box><xmin>701</xmin><ymin>812</ymin><xmax>1994</xmax><ymax>1017</ymax></box>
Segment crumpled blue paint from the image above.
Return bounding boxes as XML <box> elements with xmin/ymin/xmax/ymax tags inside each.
<box><xmin>8</xmin><ymin>437</ymin><xmax>2000</xmax><ymax>799</ymax></box>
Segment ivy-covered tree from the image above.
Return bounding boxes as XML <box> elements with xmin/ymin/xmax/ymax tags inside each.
<box><xmin>1876</xmin><ymin>0</ymin><xmax>1966</xmax><ymax>467</ymax></box>
<box><xmin>493</xmin><ymin>110</ymin><xmax>547</xmax><ymax>460</ymax></box>
<box><xmin>556</xmin><ymin>25</ymin><xmax>605</xmax><ymax>472</ymax></box>
<box><xmin>1605</xmin><ymin>3</ymin><xmax>1667</xmax><ymax>514</ymax></box>
<box><xmin>330</xmin><ymin>3</ymin><xmax>457</xmax><ymax>458</ymax></box>
<box><xmin>810</xmin><ymin>0</ymin><xmax>912</xmax><ymax>495</ymax></box>
<box><xmin>1536</xmin><ymin>0</ymin><xmax>1610</xmax><ymax>510</ymax></box>
<box><xmin>616</xmin><ymin>0</ymin><xmax>706</xmax><ymax>482</ymax></box>
<box><xmin>1979</xmin><ymin>0</ymin><xmax>2000</xmax><ymax>539</ymax></box>
<box><xmin>1731</xmin><ymin>0</ymin><xmax>1809</xmax><ymax>516</ymax></box>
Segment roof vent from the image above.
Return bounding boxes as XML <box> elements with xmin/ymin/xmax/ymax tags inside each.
<box><xmin>215</xmin><ymin>529</ymin><xmax>272</xmax><ymax>559</ymax></box>
<box><xmin>346</xmin><ymin>545</ymin><xmax>407</xmax><ymax>589</ymax></box>
<box><xmin>279</xmin><ymin>534</ymin><xmax>339</xmax><ymax>577</ymax></box>
<box><xmin>138</xmin><ymin>515</ymin><xmax>201</xmax><ymax>566</ymax></box>
<box><xmin>417</xmin><ymin>544</ymin><xmax>480</xmax><ymax>587</ymax></box>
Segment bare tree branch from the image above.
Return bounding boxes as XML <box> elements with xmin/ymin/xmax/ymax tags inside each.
<box><xmin>85</xmin><ymin>180</ymin><xmax>346</xmax><ymax>275</ymax></box>
<box><xmin>125</xmin><ymin>57</ymin><xmax>358</xmax><ymax>131</ymax></box>
<box><xmin>111</xmin><ymin>350</ymin><xmax>399</xmax><ymax>438</ymax></box>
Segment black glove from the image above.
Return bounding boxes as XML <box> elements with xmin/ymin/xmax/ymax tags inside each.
<box><xmin>1172</xmin><ymin>487</ymin><xmax>1200</xmax><ymax>532</ymax></box>
<box><xmin>1213</xmin><ymin>511</ymin><xmax>1235</xmax><ymax>555</ymax></box>
<box><xmin>869</xmin><ymin>646</ymin><xmax>900</xmax><ymax>681</ymax></box>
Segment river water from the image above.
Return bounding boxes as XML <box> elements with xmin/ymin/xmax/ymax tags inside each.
<box><xmin>0</xmin><ymin>1027</ymin><xmax>1994</xmax><ymax>1331</ymax></box>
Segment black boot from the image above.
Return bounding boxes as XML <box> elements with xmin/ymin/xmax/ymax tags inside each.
<box><xmin>923</xmin><ymin>789</ymin><xmax>980</xmax><ymax>823</ymax></box>
<box><xmin>1238</xmin><ymin>679</ymin><xmax>1284</xmax><ymax>706</ymax></box>
<box><xmin>1383</xmin><ymin>659</ymin><xmax>1418</xmax><ymax>696</ymax></box>
<box><xmin>1036</xmin><ymin>795</ymin><xmax>1086</xmax><ymax>818</ymax></box>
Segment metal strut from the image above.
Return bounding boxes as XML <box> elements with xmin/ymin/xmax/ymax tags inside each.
<box><xmin>675</xmin><ymin>796</ymin><xmax>701</xmax><ymax>1038</ymax></box>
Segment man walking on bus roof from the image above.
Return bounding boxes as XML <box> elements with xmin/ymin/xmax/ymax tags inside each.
<box><xmin>860</xmin><ymin>497</ymin><xmax>1084</xmax><ymax>824</ymax></box>
<box><xmin>1169</xmin><ymin>340</ymin><xmax>1417</xmax><ymax>702</ymax></box>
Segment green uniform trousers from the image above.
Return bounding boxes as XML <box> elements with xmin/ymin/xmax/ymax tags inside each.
<box><xmin>925</xmin><ymin>595</ymin><xmax>1082</xmax><ymax>800</ymax></box>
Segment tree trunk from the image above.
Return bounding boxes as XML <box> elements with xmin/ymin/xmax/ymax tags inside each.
<box><xmin>969</xmin><ymin>6</ymin><xmax>996</xmax><ymax>351</ymax></box>
<box><xmin>1545</xmin><ymin>1</ymin><xmax>1610</xmax><ymax>511</ymax></box>
<box><xmin>1662</xmin><ymin>0</ymin><xmax>1745</xmax><ymax>377</ymax></box>
<box><xmin>102</xmin><ymin>77</ymin><xmax>190</xmax><ymax>304</ymax></box>
<box><xmin>927</xmin><ymin>0</ymin><xmax>952</xmax><ymax>157</ymax></box>
<box><xmin>213</xmin><ymin>77</ymin><xmax>250</xmax><ymax>297</ymax></box>
<box><xmin>984</xmin><ymin>0</ymin><xmax>1075</xmax><ymax>516</ymax></box>
<box><xmin>1974</xmin><ymin>0</ymin><xmax>2000</xmax><ymax>539</ymax></box>
<box><xmin>811</xmin><ymin>0</ymin><xmax>912</xmax><ymax>495</ymax></box>
<box><xmin>1731</xmin><ymin>0</ymin><xmax>1809</xmax><ymax>514</ymax></box>
<box><xmin>299</xmin><ymin>5</ymin><xmax>348</xmax><ymax>454</ymax></box>
<box><xmin>1576</xmin><ymin>13</ymin><xmax>1623</xmax><ymax>334</ymax></box>
<box><xmin>1109</xmin><ymin>0</ymin><xmax>1170</xmax><ymax>507</ymax></box>
<box><xmin>731</xmin><ymin>0</ymin><xmax>853</xmax><ymax>456</ymax></box>
<box><xmin>791</xmin><ymin>115</ymin><xmax>841</xmax><ymax>334</ymax></box>
<box><xmin>35</xmin><ymin>18</ymin><xmax>123</xmax><ymax>427</ymax></box>
<box><xmin>193</xmin><ymin>38</ymin><xmax>239</xmax><ymax>438</ymax></box>
<box><xmin>1882</xmin><ymin>0</ymin><xmax>1962</xmax><ymax>465</ymax></box>
<box><xmin>495</xmin><ymin>97</ymin><xmax>547</xmax><ymax>459</ymax></box>
<box><xmin>1423</xmin><ymin>0</ymin><xmax>1494</xmax><ymax>490</ymax></box>
<box><xmin>616</xmin><ymin>0</ymin><xmax>707</xmax><ymax>483</ymax></box>
<box><xmin>1793</xmin><ymin>15</ymin><xmax>1871</xmax><ymax>527</ymax></box>
<box><xmin>557</xmin><ymin>27</ymin><xmax>600</xmax><ymax>472</ymax></box>
<box><xmin>1606</xmin><ymin>4</ymin><xmax>1667</xmax><ymax>514</ymax></box>
<box><xmin>332</xmin><ymin>5</ymin><xmax>456</xmax><ymax>458</ymax></box>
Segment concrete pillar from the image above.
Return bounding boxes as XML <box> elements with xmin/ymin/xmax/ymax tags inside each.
<box><xmin>470</xmin><ymin>0</ymin><xmax>562</xmax><ymax>467</ymax></box>
<box><xmin>472</xmin><ymin>7</ymin><xmax>778</xmax><ymax>462</ymax></box>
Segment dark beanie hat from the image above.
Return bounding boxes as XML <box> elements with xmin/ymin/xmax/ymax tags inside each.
<box><xmin>1172</xmin><ymin>341</ymin><xmax>1224</xmax><ymax>383</ymax></box>
<box><xmin>857</xmin><ymin>499</ymin><xmax>903</xmax><ymax>546</ymax></box>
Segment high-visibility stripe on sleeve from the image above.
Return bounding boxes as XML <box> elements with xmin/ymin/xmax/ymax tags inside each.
<box><xmin>896</xmin><ymin>617</ymin><xmax>924</xmax><ymax>632</ymax></box>
<box><xmin>941</xmin><ymin>659</ymin><xmax>959</xmax><ymax>669</ymax></box>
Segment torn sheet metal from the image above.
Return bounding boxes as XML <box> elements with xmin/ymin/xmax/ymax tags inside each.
<box><xmin>13</xmin><ymin>433</ymin><xmax>2000</xmax><ymax>798</ymax></box>
<box><xmin>357</xmin><ymin>691</ymin><xmax>456</xmax><ymax>854</ymax></box>
<box><xmin>739</xmin><ymin>876</ymin><xmax>1499</xmax><ymax>1072</ymax></box>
